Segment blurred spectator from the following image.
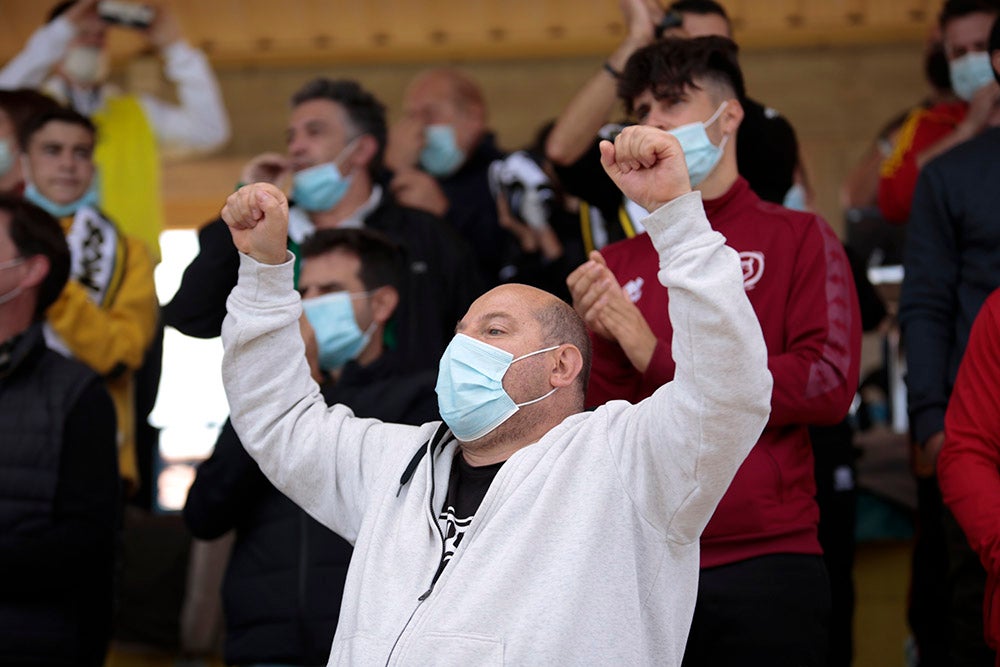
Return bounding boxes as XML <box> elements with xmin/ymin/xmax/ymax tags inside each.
<box><xmin>878</xmin><ymin>0</ymin><xmax>1000</xmax><ymax>224</ymax></box>
<box><xmin>387</xmin><ymin>67</ymin><xmax>519</xmax><ymax>286</ymax></box>
<box><xmin>185</xmin><ymin>227</ymin><xmax>438</xmax><ymax>666</ymax></box>
<box><xmin>19</xmin><ymin>107</ymin><xmax>158</xmax><ymax>490</ymax></box>
<box><xmin>0</xmin><ymin>195</ymin><xmax>119</xmax><ymax>667</ymax></box>
<box><xmin>0</xmin><ymin>89</ymin><xmax>61</xmax><ymax>195</ymax></box>
<box><xmin>898</xmin><ymin>16</ymin><xmax>1000</xmax><ymax>664</ymax></box>
<box><xmin>938</xmin><ymin>288</ymin><xmax>1000</xmax><ymax>657</ymax></box>
<box><xmin>0</xmin><ymin>0</ymin><xmax>231</xmax><ymax>261</ymax></box>
<box><xmin>566</xmin><ymin>37</ymin><xmax>861</xmax><ymax>666</ymax></box>
<box><xmin>162</xmin><ymin>77</ymin><xmax>482</xmax><ymax>373</ymax></box>
<box><xmin>546</xmin><ymin>0</ymin><xmax>804</xmax><ymax>256</ymax></box>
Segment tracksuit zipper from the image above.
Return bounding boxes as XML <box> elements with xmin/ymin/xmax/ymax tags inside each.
<box><xmin>385</xmin><ymin>432</ymin><xmax>450</xmax><ymax>666</ymax></box>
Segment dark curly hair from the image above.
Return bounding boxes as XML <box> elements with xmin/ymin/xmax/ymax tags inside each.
<box><xmin>618</xmin><ymin>36</ymin><xmax>746</xmax><ymax>116</ymax></box>
<box><xmin>290</xmin><ymin>78</ymin><xmax>387</xmax><ymax>178</ymax></box>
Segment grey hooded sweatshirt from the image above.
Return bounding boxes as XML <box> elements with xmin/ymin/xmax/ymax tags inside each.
<box><xmin>221</xmin><ymin>191</ymin><xmax>772</xmax><ymax>666</ymax></box>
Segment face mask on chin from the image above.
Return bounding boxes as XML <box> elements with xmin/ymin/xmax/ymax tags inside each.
<box><xmin>667</xmin><ymin>101</ymin><xmax>730</xmax><ymax>187</ymax></box>
<box><xmin>291</xmin><ymin>137</ymin><xmax>359</xmax><ymax>212</ymax></box>
<box><xmin>435</xmin><ymin>333</ymin><xmax>560</xmax><ymax>442</ymax></box>
<box><xmin>61</xmin><ymin>46</ymin><xmax>109</xmax><ymax>87</ymax></box>
<box><xmin>23</xmin><ymin>173</ymin><xmax>101</xmax><ymax>219</ymax></box>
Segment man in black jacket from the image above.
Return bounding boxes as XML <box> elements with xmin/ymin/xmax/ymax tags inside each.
<box><xmin>0</xmin><ymin>195</ymin><xmax>119</xmax><ymax>666</ymax></box>
<box><xmin>184</xmin><ymin>227</ymin><xmax>439</xmax><ymax>666</ymax></box>
<box><xmin>163</xmin><ymin>78</ymin><xmax>483</xmax><ymax>373</ymax></box>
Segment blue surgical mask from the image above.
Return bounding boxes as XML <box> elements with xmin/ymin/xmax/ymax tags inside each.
<box><xmin>420</xmin><ymin>124</ymin><xmax>465</xmax><ymax>177</ymax></box>
<box><xmin>0</xmin><ymin>139</ymin><xmax>14</xmax><ymax>177</ymax></box>
<box><xmin>949</xmin><ymin>52</ymin><xmax>996</xmax><ymax>102</ymax></box>
<box><xmin>436</xmin><ymin>333</ymin><xmax>559</xmax><ymax>442</ymax></box>
<box><xmin>23</xmin><ymin>177</ymin><xmax>100</xmax><ymax>218</ymax></box>
<box><xmin>291</xmin><ymin>138</ymin><xmax>358</xmax><ymax>212</ymax></box>
<box><xmin>668</xmin><ymin>102</ymin><xmax>729</xmax><ymax>187</ymax></box>
<box><xmin>302</xmin><ymin>291</ymin><xmax>375</xmax><ymax>371</ymax></box>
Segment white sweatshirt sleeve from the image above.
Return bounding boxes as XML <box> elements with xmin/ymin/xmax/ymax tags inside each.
<box><xmin>0</xmin><ymin>17</ymin><xmax>74</xmax><ymax>89</ymax></box>
<box><xmin>220</xmin><ymin>251</ymin><xmax>431</xmax><ymax>542</ymax></box>
<box><xmin>608</xmin><ymin>192</ymin><xmax>772</xmax><ymax>544</ymax></box>
<box><xmin>138</xmin><ymin>41</ymin><xmax>230</xmax><ymax>151</ymax></box>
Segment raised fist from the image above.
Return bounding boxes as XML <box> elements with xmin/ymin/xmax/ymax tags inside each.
<box><xmin>221</xmin><ymin>183</ymin><xmax>290</xmax><ymax>265</ymax></box>
<box><xmin>599</xmin><ymin>125</ymin><xmax>691</xmax><ymax>213</ymax></box>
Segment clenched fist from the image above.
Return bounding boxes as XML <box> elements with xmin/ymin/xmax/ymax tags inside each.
<box><xmin>221</xmin><ymin>183</ymin><xmax>290</xmax><ymax>265</ymax></box>
<box><xmin>599</xmin><ymin>126</ymin><xmax>691</xmax><ymax>213</ymax></box>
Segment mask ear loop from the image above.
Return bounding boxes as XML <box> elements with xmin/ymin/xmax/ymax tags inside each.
<box><xmin>509</xmin><ymin>344</ymin><xmax>562</xmax><ymax>407</ymax></box>
<box><xmin>334</xmin><ymin>135</ymin><xmax>364</xmax><ymax>175</ymax></box>
<box><xmin>703</xmin><ymin>101</ymin><xmax>731</xmax><ymax>151</ymax></box>
<box><xmin>703</xmin><ymin>101</ymin><xmax>729</xmax><ymax>129</ymax></box>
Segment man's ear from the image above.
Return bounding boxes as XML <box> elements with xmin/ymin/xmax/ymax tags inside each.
<box><xmin>549</xmin><ymin>344</ymin><xmax>583</xmax><ymax>389</ymax></box>
<box><xmin>370</xmin><ymin>284</ymin><xmax>399</xmax><ymax>326</ymax></box>
<box><xmin>21</xmin><ymin>254</ymin><xmax>50</xmax><ymax>291</ymax></box>
<box><xmin>350</xmin><ymin>134</ymin><xmax>380</xmax><ymax>173</ymax></box>
<box><xmin>992</xmin><ymin>50</ymin><xmax>1000</xmax><ymax>82</ymax></box>
<box><xmin>721</xmin><ymin>98</ymin><xmax>744</xmax><ymax>136</ymax></box>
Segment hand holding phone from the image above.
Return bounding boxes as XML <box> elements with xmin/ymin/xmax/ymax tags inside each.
<box><xmin>97</xmin><ymin>1</ymin><xmax>155</xmax><ymax>29</ymax></box>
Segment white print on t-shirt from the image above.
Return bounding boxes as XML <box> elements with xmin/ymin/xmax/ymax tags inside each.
<box><xmin>739</xmin><ymin>251</ymin><xmax>765</xmax><ymax>291</ymax></box>
<box><xmin>624</xmin><ymin>277</ymin><xmax>644</xmax><ymax>303</ymax></box>
<box><xmin>438</xmin><ymin>505</ymin><xmax>473</xmax><ymax>571</ymax></box>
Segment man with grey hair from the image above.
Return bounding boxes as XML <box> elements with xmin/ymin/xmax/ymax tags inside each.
<box><xmin>164</xmin><ymin>77</ymin><xmax>482</xmax><ymax>372</ymax></box>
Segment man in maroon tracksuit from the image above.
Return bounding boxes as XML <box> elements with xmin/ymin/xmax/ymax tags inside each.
<box><xmin>567</xmin><ymin>37</ymin><xmax>862</xmax><ymax>665</ymax></box>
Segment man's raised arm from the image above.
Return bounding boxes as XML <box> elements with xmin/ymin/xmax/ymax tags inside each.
<box><xmin>597</xmin><ymin>127</ymin><xmax>772</xmax><ymax>540</ymax></box>
<box><xmin>218</xmin><ymin>184</ymin><xmax>433</xmax><ymax>541</ymax></box>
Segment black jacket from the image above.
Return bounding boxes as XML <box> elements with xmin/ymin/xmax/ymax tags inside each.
<box><xmin>163</xmin><ymin>193</ymin><xmax>484</xmax><ymax>373</ymax></box>
<box><xmin>0</xmin><ymin>325</ymin><xmax>119</xmax><ymax>667</ymax></box>
<box><xmin>183</xmin><ymin>351</ymin><xmax>439</xmax><ymax>665</ymax></box>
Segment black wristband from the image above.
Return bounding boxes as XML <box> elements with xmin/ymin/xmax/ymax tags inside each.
<box><xmin>603</xmin><ymin>61</ymin><xmax>621</xmax><ymax>79</ymax></box>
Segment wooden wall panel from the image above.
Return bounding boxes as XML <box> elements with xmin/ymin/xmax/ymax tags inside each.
<box><xmin>1</xmin><ymin>0</ymin><xmax>936</xmax><ymax>66</ymax></box>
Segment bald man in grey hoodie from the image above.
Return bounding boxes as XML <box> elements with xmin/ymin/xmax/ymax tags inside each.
<box><xmin>219</xmin><ymin>125</ymin><xmax>772</xmax><ymax>666</ymax></box>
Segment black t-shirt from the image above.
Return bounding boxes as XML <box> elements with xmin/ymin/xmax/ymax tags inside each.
<box><xmin>438</xmin><ymin>454</ymin><xmax>504</xmax><ymax>569</ymax></box>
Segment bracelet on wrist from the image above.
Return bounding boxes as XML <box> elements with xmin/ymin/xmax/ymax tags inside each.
<box><xmin>603</xmin><ymin>61</ymin><xmax>621</xmax><ymax>79</ymax></box>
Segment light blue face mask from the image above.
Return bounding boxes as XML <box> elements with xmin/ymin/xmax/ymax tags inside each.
<box><xmin>23</xmin><ymin>177</ymin><xmax>100</xmax><ymax>218</ymax></box>
<box><xmin>0</xmin><ymin>139</ymin><xmax>14</xmax><ymax>177</ymax></box>
<box><xmin>668</xmin><ymin>101</ymin><xmax>729</xmax><ymax>187</ymax></box>
<box><xmin>291</xmin><ymin>138</ymin><xmax>358</xmax><ymax>212</ymax></box>
<box><xmin>949</xmin><ymin>52</ymin><xmax>996</xmax><ymax>102</ymax></box>
<box><xmin>302</xmin><ymin>290</ymin><xmax>375</xmax><ymax>371</ymax></box>
<box><xmin>436</xmin><ymin>333</ymin><xmax>559</xmax><ymax>442</ymax></box>
<box><xmin>420</xmin><ymin>124</ymin><xmax>465</xmax><ymax>178</ymax></box>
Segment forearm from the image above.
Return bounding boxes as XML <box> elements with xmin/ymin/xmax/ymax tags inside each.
<box><xmin>546</xmin><ymin>39</ymin><xmax>644</xmax><ymax>166</ymax></box>
<box><xmin>620</xmin><ymin>193</ymin><xmax>771</xmax><ymax>537</ymax></box>
<box><xmin>0</xmin><ymin>18</ymin><xmax>74</xmax><ymax>88</ymax></box>
<box><xmin>141</xmin><ymin>41</ymin><xmax>230</xmax><ymax>150</ymax></box>
<box><xmin>222</xmin><ymin>252</ymin><xmax>428</xmax><ymax>540</ymax></box>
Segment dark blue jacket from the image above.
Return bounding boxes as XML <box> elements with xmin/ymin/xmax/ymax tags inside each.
<box><xmin>900</xmin><ymin>127</ymin><xmax>1000</xmax><ymax>444</ymax></box>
